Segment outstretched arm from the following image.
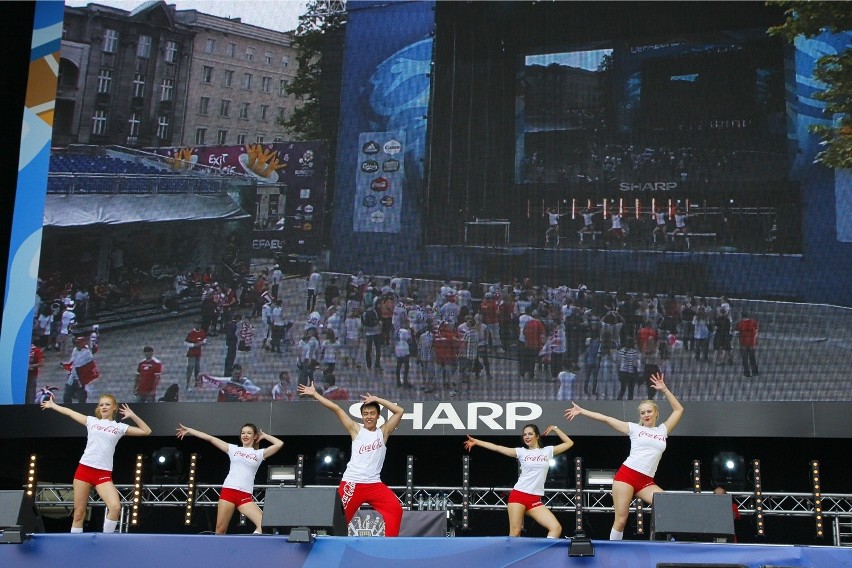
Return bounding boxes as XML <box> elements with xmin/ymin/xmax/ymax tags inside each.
<box><xmin>543</xmin><ymin>425</ymin><xmax>574</xmax><ymax>455</ymax></box>
<box><xmin>259</xmin><ymin>430</ymin><xmax>285</xmax><ymax>459</ymax></box>
<box><xmin>564</xmin><ymin>402</ymin><xmax>629</xmax><ymax>434</ymax></box>
<box><xmin>649</xmin><ymin>373</ymin><xmax>684</xmax><ymax>433</ymax></box>
<box><xmin>176</xmin><ymin>423</ymin><xmax>229</xmax><ymax>453</ymax></box>
<box><xmin>40</xmin><ymin>397</ymin><xmax>87</xmax><ymax>426</ymax></box>
<box><xmin>463</xmin><ymin>435</ymin><xmax>517</xmax><ymax>458</ymax></box>
<box><xmin>298</xmin><ymin>381</ymin><xmax>359</xmax><ymax>438</ymax></box>
<box><xmin>368</xmin><ymin>394</ymin><xmax>404</xmax><ymax>442</ymax></box>
<box><xmin>120</xmin><ymin>404</ymin><xmax>152</xmax><ymax>436</ymax></box>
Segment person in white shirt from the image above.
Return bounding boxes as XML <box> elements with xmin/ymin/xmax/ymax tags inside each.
<box><xmin>464</xmin><ymin>424</ymin><xmax>574</xmax><ymax>538</ymax></box>
<box><xmin>564</xmin><ymin>373</ymin><xmax>684</xmax><ymax>541</ymax></box>
<box><xmin>41</xmin><ymin>394</ymin><xmax>151</xmax><ymax>533</ymax></box>
<box><xmin>307</xmin><ymin>269</ymin><xmax>323</xmax><ymax>313</ymax></box>
<box><xmin>176</xmin><ymin>423</ymin><xmax>283</xmax><ymax>534</ymax></box>
<box><xmin>297</xmin><ymin>382</ymin><xmax>405</xmax><ymax>536</ymax></box>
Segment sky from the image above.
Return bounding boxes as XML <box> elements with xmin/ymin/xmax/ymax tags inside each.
<box><xmin>64</xmin><ymin>0</ymin><xmax>309</xmax><ymax>33</ymax></box>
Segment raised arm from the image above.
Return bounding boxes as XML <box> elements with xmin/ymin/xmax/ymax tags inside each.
<box><xmin>120</xmin><ymin>404</ymin><xmax>152</xmax><ymax>436</ymax></box>
<box><xmin>40</xmin><ymin>397</ymin><xmax>87</xmax><ymax>426</ymax></box>
<box><xmin>542</xmin><ymin>425</ymin><xmax>574</xmax><ymax>455</ymax></box>
<box><xmin>176</xmin><ymin>423</ymin><xmax>229</xmax><ymax>453</ymax></box>
<box><xmin>368</xmin><ymin>394</ymin><xmax>404</xmax><ymax>442</ymax></box>
<box><xmin>563</xmin><ymin>402</ymin><xmax>629</xmax><ymax>434</ymax></box>
<box><xmin>298</xmin><ymin>381</ymin><xmax>359</xmax><ymax>438</ymax></box>
<box><xmin>259</xmin><ymin>430</ymin><xmax>285</xmax><ymax>459</ymax></box>
<box><xmin>463</xmin><ymin>435</ymin><xmax>517</xmax><ymax>458</ymax></box>
<box><xmin>649</xmin><ymin>373</ymin><xmax>684</xmax><ymax>433</ymax></box>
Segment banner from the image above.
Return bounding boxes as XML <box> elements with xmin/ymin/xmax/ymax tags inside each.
<box><xmin>353</xmin><ymin>131</ymin><xmax>406</xmax><ymax>233</ymax></box>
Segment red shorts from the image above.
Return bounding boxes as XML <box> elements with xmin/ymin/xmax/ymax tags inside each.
<box><xmin>219</xmin><ymin>487</ymin><xmax>253</xmax><ymax>506</ymax></box>
<box><xmin>508</xmin><ymin>489</ymin><xmax>544</xmax><ymax>511</ymax></box>
<box><xmin>614</xmin><ymin>464</ymin><xmax>656</xmax><ymax>493</ymax></box>
<box><xmin>74</xmin><ymin>464</ymin><xmax>112</xmax><ymax>486</ymax></box>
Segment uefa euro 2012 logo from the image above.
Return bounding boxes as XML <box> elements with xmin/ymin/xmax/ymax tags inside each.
<box><xmin>348</xmin><ymin>513</ymin><xmax>386</xmax><ymax>536</ymax></box>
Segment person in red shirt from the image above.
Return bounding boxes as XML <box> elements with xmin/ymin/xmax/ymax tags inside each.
<box><xmin>521</xmin><ymin>312</ymin><xmax>546</xmax><ymax>380</ymax></box>
<box><xmin>184</xmin><ymin>322</ymin><xmax>207</xmax><ymax>391</ymax></box>
<box><xmin>135</xmin><ymin>346</ymin><xmax>163</xmax><ymax>403</ymax></box>
<box><xmin>479</xmin><ymin>292</ymin><xmax>503</xmax><ymax>352</ymax></box>
<box><xmin>27</xmin><ymin>341</ymin><xmax>45</xmax><ymax>404</ymax></box>
<box><xmin>736</xmin><ymin>312</ymin><xmax>759</xmax><ymax>377</ymax></box>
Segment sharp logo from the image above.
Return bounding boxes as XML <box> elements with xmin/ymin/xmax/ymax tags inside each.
<box><xmin>619</xmin><ymin>182</ymin><xmax>678</xmax><ymax>191</ymax></box>
<box><xmin>346</xmin><ymin>402</ymin><xmax>543</xmax><ymax>430</ymax></box>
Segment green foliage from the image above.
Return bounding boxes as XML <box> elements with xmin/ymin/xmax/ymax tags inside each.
<box><xmin>768</xmin><ymin>1</ymin><xmax>852</xmax><ymax>169</ymax></box>
<box><xmin>279</xmin><ymin>1</ymin><xmax>346</xmax><ymax>140</ymax></box>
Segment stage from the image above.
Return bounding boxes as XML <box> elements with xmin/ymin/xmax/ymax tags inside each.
<box><xmin>1</xmin><ymin>534</ymin><xmax>850</xmax><ymax>568</ymax></box>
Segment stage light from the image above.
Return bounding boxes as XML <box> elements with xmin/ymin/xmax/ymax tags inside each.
<box><xmin>752</xmin><ymin>459</ymin><xmax>765</xmax><ymax>537</ymax></box>
<box><xmin>287</xmin><ymin>527</ymin><xmax>314</xmax><ymax>543</ymax></box>
<box><xmin>314</xmin><ymin>448</ymin><xmax>345</xmax><ymax>484</ymax></box>
<box><xmin>184</xmin><ymin>453</ymin><xmax>198</xmax><ymax>526</ymax></box>
<box><xmin>0</xmin><ymin>527</ymin><xmax>27</xmax><ymax>544</ymax></box>
<box><xmin>296</xmin><ymin>455</ymin><xmax>305</xmax><ymax>487</ymax></box>
<box><xmin>692</xmin><ymin>459</ymin><xmax>702</xmax><ymax>492</ymax></box>
<box><xmin>462</xmin><ymin>454</ymin><xmax>470</xmax><ymax>530</ymax></box>
<box><xmin>635</xmin><ymin>498</ymin><xmax>645</xmax><ymax>535</ymax></box>
<box><xmin>712</xmin><ymin>452</ymin><xmax>746</xmax><ymax>491</ymax></box>
<box><xmin>405</xmin><ymin>455</ymin><xmax>415</xmax><ymax>509</ymax></box>
<box><xmin>25</xmin><ymin>455</ymin><xmax>37</xmax><ymax>498</ymax></box>
<box><xmin>811</xmin><ymin>460</ymin><xmax>823</xmax><ymax>539</ymax></box>
<box><xmin>131</xmin><ymin>454</ymin><xmax>143</xmax><ymax>527</ymax></box>
<box><xmin>573</xmin><ymin>457</ymin><xmax>584</xmax><ymax>534</ymax></box>
<box><xmin>267</xmin><ymin>465</ymin><xmax>297</xmax><ymax>485</ymax></box>
<box><xmin>585</xmin><ymin>469</ymin><xmax>615</xmax><ymax>486</ymax></box>
<box><xmin>151</xmin><ymin>447</ymin><xmax>184</xmax><ymax>484</ymax></box>
<box><xmin>546</xmin><ymin>454</ymin><xmax>568</xmax><ymax>488</ymax></box>
<box><xmin>568</xmin><ymin>535</ymin><xmax>595</xmax><ymax>557</ymax></box>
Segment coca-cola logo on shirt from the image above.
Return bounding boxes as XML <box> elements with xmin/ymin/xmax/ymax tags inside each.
<box><xmin>523</xmin><ymin>454</ymin><xmax>549</xmax><ymax>462</ymax></box>
<box><xmin>358</xmin><ymin>438</ymin><xmax>383</xmax><ymax>454</ymax></box>
<box><xmin>91</xmin><ymin>423</ymin><xmax>121</xmax><ymax>435</ymax></box>
<box><xmin>638</xmin><ymin>430</ymin><xmax>666</xmax><ymax>442</ymax></box>
<box><xmin>234</xmin><ymin>450</ymin><xmax>259</xmax><ymax>461</ymax></box>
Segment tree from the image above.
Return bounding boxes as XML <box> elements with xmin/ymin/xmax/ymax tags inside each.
<box><xmin>279</xmin><ymin>0</ymin><xmax>346</xmax><ymax>140</ymax></box>
<box><xmin>768</xmin><ymin>2</ymin><xmax>852</xmax><ymax>169</ymax></box>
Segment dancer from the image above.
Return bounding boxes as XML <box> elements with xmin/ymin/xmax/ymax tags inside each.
<box><xmin>298</xmin><ymin>382</ymin><xmax>405</xmax><ymax>536</ymax></box>
<box><xmin>41</xmin><ymin>395</ymin><xmax>152</xmax><ymax>533</ymax></box>
<box><xmin>464</xmin><ymin>424</ymin><xmax>574</xmax><ymax>538</ymax></box>
<box><xmin>564</xmin><ymin>372</ymin><xmax>683</xmax><ymax>540</ymax></box>
<box><xmin>176</xmin><ymin>423</ymin><xmax>283</xmax><ymax>534</ymax></box>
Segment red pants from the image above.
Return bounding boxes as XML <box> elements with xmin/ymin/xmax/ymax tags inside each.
<box><xmin>338</xmin><ymin>480</ymin><xmax>402</xmax><ymax>537</ymax></box>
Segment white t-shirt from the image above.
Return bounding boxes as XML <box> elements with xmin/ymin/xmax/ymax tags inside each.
<box><xmin>342</xmin><ymin>426</ymin><xmax>386</xmax><ymax>483</ymax></box>
<box><xmin>80</xmin><ymin>417</ymin><xmax>130</xmax><ymax>471</ymax></box>
<box><xmin>514</xmin><ymin>446</ymin><xmax>554</xmax><ymax>496</ymax></box>
<box><xmin>556</xmin><ymin>371</ymin><xmax>575</xmax><ymax>401</ymax></box>
<box><xmin>307</xmin><ymin>272</ymin><xmax>322</xmax><ymax>291</ymax></box>
<box><xmin>222</xmin><ymin>444</ymin><xmax>265</xmax><ymax>493</ymax></box>
<box><xmin>344</xmin><ymin>317</ymin><xmax>361</xmax><ymax>342</ymax></box>
<box><xmin>623</xmin><ymin>423</ymin><xmax>668</xmax><ymax>477</ymax></box>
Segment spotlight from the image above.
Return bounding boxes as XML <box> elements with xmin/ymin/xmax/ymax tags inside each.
<box><xmin>712</xmin><ymin>452</ymin><xmax>746</xmax><ymax>491</ymax></box>
<box><xmin>314</xmin><ymin>448</ymin><xmax>345</xmax><ymax>484</ymax></box>
<box><xmin>151</xmin><ymin>447</ymin><xmax>184</xmax><ymax>484</ymax></box>
<box><xmin>568</xmin><ymin>534</ymin><xmax>595</xmax><ymax>557</ymax></box>
<box><xmin>267</xmin><ymin>465</ymin><xmax>297</xmax><ymax>485</ymax></box>
<box><xmin>585</xmin><ymin>469</ymin><xmax>615</xmax><ymax>487</ymax></box>
<box><xmin>287</xmin><ymin>527</ymin><xmax>314</xmax><ymax>543</ymax></box>
<box><xmin>545</xmin><ymin>454</ymin><xmax>568</xmax><ymax>488</ymax></box>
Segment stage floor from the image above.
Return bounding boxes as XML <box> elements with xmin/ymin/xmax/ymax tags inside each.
<box><xmin>1</xmin><ymin>534</ymin><xmax>850</xmax><ymax>568</ymax></box>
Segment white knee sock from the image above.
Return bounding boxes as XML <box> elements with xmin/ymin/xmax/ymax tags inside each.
<box><xmin>609</xmin><ymin>528</ymin><xmax>624</xmax><ymax>541</ymax></box>
<box><xmin>103</xmin><ymin>518</ymin><xmax>118</xmax><ymax>533</ymax></box>
<box><xmin>546</xmin><ymin>535</ymin><xmax>558</xmax><ymax>539</ymax></box>
<box><xmin>70</xmin><ymin>527</ymin><xmax>83</xmax><ymax>533</ymax></box>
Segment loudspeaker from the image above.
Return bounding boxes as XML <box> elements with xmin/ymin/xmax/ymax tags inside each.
<box><xmin>262</xmin><ymin>487</ymin><xmax>347</xmax><ymax>535</ymax></box>
<box><xmin>651</xmin><ymin>493</ymin><xmax>734</xmax><ymax>542</ymax></box>
<box><xmin>0</xmin><ymin>490</ymin><xmax>44</xmax><ymax>534</ymax></box>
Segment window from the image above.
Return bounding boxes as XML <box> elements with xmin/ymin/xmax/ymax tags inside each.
<box><xmin>227</xmin><ymin>42</ymin><xmax>236</xmax><ymax>58</ymax></box>
<box><xmin>199</xmin><ymin>97</ymin><xmax>210</xmax><ymax>115</ymax></box>
<box><xmin>281</xmin><ymin>55</ymin><xmax>290</xmax><ymax>68</ymax></box>
<box><xmin>128</xmin><ymin>113</ymin><xmax>140</xmax><ymax>136</ymax></box>
<box><xmin>265</xmin><ymin>51</ymin><xmax>273</xmax><ymax>65</ymax></box>
<box><xmin>242</xmin><ymin>73</ymin><xmax>253</xmax><ymax>90</ymax></box>
<box><xmin>239</xmin><ymin>102</ymin><xmax>250</xmax><ymax>119</ymax></box>
<box><xmin>205</xmin><ymin>38</ymin><xmax>216</xmax><ymax>54</ymax></box>
<box><xmin>97</xmin><ymin>69</ymin><xmax>112</xmax><ymax>94</ymax></box>
<box><xmin>245</xmin><ymin>47</ymin><xmax>255</xmax><ymax>61</ymax></box>
<box><xmin>256</xmin><ymin>134</ymin><xmax>264</xmax><ymax>144</ymax></box>
<box><xmin>222</xmin><ymin>70</ymin><xmax>233</xmax><ymax>88</ymax></box>
<box><xmin>202</xmin><ymin>66</ymin><xmax>213</xmax><ymax>84</ymax></box>
<box><xmin>277</xmin><ymin>107</ymin><xmax>286</xmax><ymax>122</ymax></box>
<box><xmin>157</xmin><ymin>115</ymin><xmax>170</xmax><ymax>139</ymax></box>
<box><xmin>132</xmin><ymin>73</ymin><xmax>146</xmax><ymax>97</ymax></box>
<box><xmin>103</xmin><ymin>29</ymin><xmax>119</xmax><ymax>53</ymax></box>
<box><xmin>137</xmin><ymin>35</ymin><xmax>151</xmax><ymax>58</ymax></box>
<box><xmin>260</xmin><ymin>105</ymin><xmax>268</xmax><ymax>120</ymax></box>
<box><xmin>262</xmin><ymin>76</ymin><xmax>272</xmax><ymax>93</ymax></box>
<box><xmin>217</xmin><ymin>129</ymin><xmax>228</xmax><ymax>144</ymax></box>
<box><xmin>160</xmin><ymin>78</ymin><xmax>174</xmax><ymax>101</ymax></box>
<box><xmin>195</xmin><ymin>127</ymin><xmax>206</xmax><ymax>145</ymax></box>
<box><xmin>92</xmin><ymin>110</ymin><xmax>108</xmax><ymax>135</ymax></box>
<box><xmin>279</xmin><ymin>79</ymin><xmax>289</xmax><ymax>95</ymax></box>
<box><xmin>165</xmin><ymin>40</ymin><xmax>178</xmax><ymax>63</ymax></box>
<box><xmin>237</xmin><ymin>133</ymin><xmax>246</xmax><ymax>145</ymax></box>
<box><xmin>220</xmin><ymin>99</ymin><xmax>230</xmax><ymax>117</ymax></box>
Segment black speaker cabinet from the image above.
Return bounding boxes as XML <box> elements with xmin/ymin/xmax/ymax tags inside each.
<box><xmin>262</xmin><ymin>487</ymin><xmax>347</xmax><ymax>535</ymax></box>
<box><xmin>0</xmin><ymin>490</ymin><xmax>44</xmax><ymax>534</ymax></box>
<box><xmin>651</xmin><ymin>493</ymin><xmax>735</xmax><ymax>542</ymax></box>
